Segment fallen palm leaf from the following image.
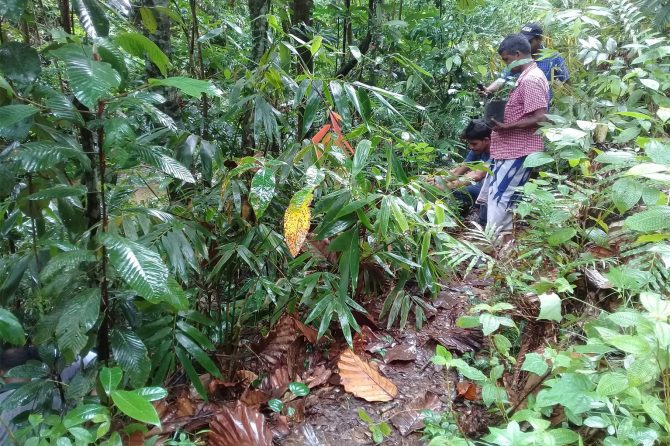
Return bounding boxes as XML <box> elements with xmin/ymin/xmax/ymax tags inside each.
<box><xmin>390</xmin><ymin>391</ymin><xmax>441</xmax><ymax>436</ymax></box>
<box><xmin>209</xmin><ymin>402</ymin><xmax>273</xmax><ymax>446</ymax></box>
<box><xmin>252</xmin><ymin>314</ymin><xmax>317</xmax><ymax>367</ymax></box>
<box><xmin>305</xmin><ymin>364</ymin><xmax>332</xmax><ymax>389</ymax></box>
<box><xmin>240</xmin><ymin>388</ymin><xmax>271</xmax><ymax>408</ymax></box>
<box><xmin>337</xmin><ymin>349</ymin><xmax>397</xmax><ymax>402</ymax></box>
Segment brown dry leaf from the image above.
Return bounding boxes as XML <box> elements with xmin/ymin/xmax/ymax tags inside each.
<box><xmin>176</xmin><ymin>396</ymin><xmax>195</xmax><ymax>417</ymax></box>
<box><xmin>286</xmin><ymin>399</ymin><xmax>306</xmax><ymax>422</ymax></box>
<box><xmin>268</xmin><ymin>414</ymin><xmax>291</xmax><ymax>439</ymax></box>
<box><xmin>252</xmin><ymin>314</ymin><xmax>317</xmax><ymax>368</ymax></box>
<box><xmin>305</xmin><ymin>364</ymin><xmax>332</xmax><ymax>389</ymax></box>
<box><xmin>430</xmin><ymin>328</ymin><xmax>483</xmax><ymax>354</ymax></box>
<box><xmin>456</xmin><ymin>381</ymin><xmax>478</xmax><ymax>401</ymax></box>
<box><xmin>337</xmin><ymin>349</ymin><xmax>397</xmax><ymax>402</ymax></box>
<box><xmin>240</xmin><ymin>388</ymin><xmax>271</xmax><ymax>408</ymax></box>
<box><xmin>124</xmin><ymin>430</ymin><xmax>145</xmax><ymax>446</ymax></box>
<box><xmin>390</xmin><ymin>391</ymin><xmax>441</xmax><ymax>436</ymax></box>
<box><xmin>209</xmin><ymin>402</ymin><xmax>273</xmax><ymax>446</ymax></box>
<box><xmin>287</xmin><ymin>338</ymin><xmax>308</xmax><ymax>379</ymax></box>
<box><xmin>383</xmin><ymin>344</ymin><xmax>417</xmax><ymax>363</ymax></box>
<box><xmin>236</xmin><ymin>369</ymin><xmax>259</xmax><ymax>385</ymax></box>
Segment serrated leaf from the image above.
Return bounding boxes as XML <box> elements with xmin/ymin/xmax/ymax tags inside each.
<box><xmin>249</xmin><ymin>167</ymin><xmax>276</xmax><ymax>219</ymax></box>
<box><xmin>135</xmin><ymin>146</ymin><xmax>195</xmax><ymax>183</ymax></box>
<box><xmin>74</xmin><ymin>0</ymin><xmax>109</xmax><ymax>38</ymax></box>
<box><xmin>284</xmin><ymin>190</ymin><xmax>312</xmax><ymax>257</ymax></box>
<box><xmin>596</xmin><ymin>372</ymin><xmax>628</xmax><ymax>396</ymax></box>
<box><xmin>100</xmin><ymin>232</ymin><xmax>169</xmax><ymax>302</ymax></box>
<box><xmin>0</xmin><ymin>308</ymin><xmax>25</xmax><ymax>345</ymax></box>
<box><xmin>117</xmin><ymin>33</ymin><xmax>169</xmax><ymax>77</ymax></box>
<box><xmin>111</xmin><ymin>390</ymin><xmax>160</xmax><ymax>426</ymax></box>
<box><xmin>538</xmin><ymin>292</ymin><xmax>562</xmax><ymax>322</ymax></box>
<box><xmin>100</xmin><ymin>367</ymin><xmax>122</xmax><ymax>395</ymax></box>
<box><xmin>111</xmin><ymin>329</ymin><xmax>151</xmax><ymax>387</ymax></box>
<box><xmin>0</xmin><ymin>104</ymin><xmax>38</xmax><ymax>128</ymax></box>
<box><xmin>149</xmin><ymin>77</ymin><xmax>222</xmax><ymax>98</ymax></box>
<box><xmin>0</xmin><ymin>42</ymin><xmax>41</xmax><ymax>84</ymax></box>
<box><xmin>521</xmin><ymin>352</ymin><xmax>548</xmax><ymax>376</ymax></box>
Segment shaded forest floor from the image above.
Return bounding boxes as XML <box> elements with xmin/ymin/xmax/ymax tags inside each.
<box><xmin>145</xmin><ymin>274</ymin><xmax>496</xmax><ymax>445</ymax></box>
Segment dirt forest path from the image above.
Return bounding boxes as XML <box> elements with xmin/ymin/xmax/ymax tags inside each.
<box><xmin>278</xmin><ymin>277</ymin><xmax>493</xmax><ymax>446</ymax></box>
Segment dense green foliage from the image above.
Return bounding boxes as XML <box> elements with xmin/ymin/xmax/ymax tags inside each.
<box><xmin>0</xmin><ymin>0</ymin><xmax>669</xmax><ymax>443</ymax></box>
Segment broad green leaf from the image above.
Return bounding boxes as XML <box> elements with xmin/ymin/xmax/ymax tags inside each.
<box><xmin>56</xmin><ymin>288</ymin><xmax>100</xmax><ymax>360</ymax></box>
<box><xmin>481</xmin><ymin>383</ymin><xmax>508</xmax><ymax>407</ymax></box>
<box><xmin>46</xmin><ymin>94</ymin><xmax>85</xmax><ymax>125</ymax></box>
<box><xmin>0</xmin><ymin>104</ymin><xmax>38</xmax><ymax>128</ymax></box>
<box><xmin>521</xmin><ymin>352</ymin><xmax>548</xmax><ymax>376</ymax></box>
<box><xmin>111</xmin><ymin>390</ymin><xmax>160</xmax><ymax>426</ymax></box>
<box><xmin>41</xmin><ymin>250</ymin><xmax>96</xmax><ymax>280</ymax></box>
<box><xmin>74</xmin><ymin>0</ymin><xmax>109</xmax><ymax>37</ymax></box>
<box><xmin>390</xmin><ymin>197</ymin><xmax>409</xmax><ymax>232</ymax></box>
<box><xmin>624</xmin><ymin>206</ymin><xmax>670</xmax><ymax>232</ymax></box>
<box><xmin>149</xmin><ymin>77</ymin><xmax>223</xmax><ymax>98</ymax></box>
<box><xmin>136</xmin><ymin>387</ymin><xmax>168</xmax><ymax>401</ymax></box>
<box><xmin>136</xmin><ymin>146</ymin><xmax>196</xmax><ymax>183</ymax></box>
<box><xmin>117</xmin><ymin>33</ymin><xmax>169</xmax><ymax>77</ymax></box>
<box><xmin>611</xmin><ymin>177</ymin><xmax>642</xmax><ymax>213</ymax></box>
<box><xmin>268</xmin><ymin>398</ymin><xmax>283</xmax><ymax>412</ymax></box>
<box><xmin>14</xmin><ymin>141</ymin><xmax>91</xmax><ymax>172</ymax></box>
<box><xmin>596</xmin><ymin>372</ymin><xmax>629</xmax><ymax>396</ymax></box>
<box><xmin>200</xmin><ymin>140</ymin><xmax>216</xmax><ymax>183</ymax></box>
<box><xmin>523</xmin><ymin>152</ymin><xmax>554</xmax><ymax>168</ymax></box>
<box><xmin>55</xmin><ymin>45</ymin><xmax>121</xmax><ymax>108</ymax></box>
<box><xmin>100</xmin><ymin>233</ymin><xmax>169</xmax><ymax>302</ymax></box>
<box><xmin>645</xmin><ymin>140</ymin><xmax>670</xmax><ymax>165</ymax></box>
<box><xmin>0</xmin><ymin>308</ymin><xmax>25</xmax><ymax>345</ymax></box>
<box><xmin>0</xmin><ymin>42</ymin><xmax>40</xmax><ymax>84</ymax></box>
<box><xmin>626</xmin><ymin>359</ymin><xmax>657</xmax><ymax>386</ymax></box>
<box><xmin>451</xmin><ymin>358</ymin><xmax>487</xmax><ymax>381</ymax></box>
<box><xmin>607</xmin><ymin>335</ymin><xmax>651</xmax><ymax>356</ymax></box>
<box><xmin>639</xmin><ymin>78</ymin><xmax>659</xmax><ymax>91</ymax></box>
<box><xmin>538</xmin><ymin>292</ymin><xmax>562</xmax><ymax>322</ymax></box>
<box><xmin>329</xmin><ymin>80</ymin><xmax>351</xmax><ymax>124</ymax></box>
<box><xmin>479</xmin><ymin>313</ymin><xmax>501</xmax><ymax>335</ymax></box>
<box><xmin>456</xmin><ymin>0</ymin><xmax>484</xmax><ymax>11</ymax></box>
<box><xmin>547</xmin><ymin>228</ymin><xmax>576</xmax><ymax>246</ymax></box>
<box><xmin>249</xmin><ymin>167</ymin><xmax>276</xmax><ymax>219</ymax></box>
<box><xmin>29</xmin><ymin>184</ymin><xmax>87</xmax><ymax>200</ymax></box>
<box><xmin>63</xmin><ymin>404</ymin><xmax>109</xmax><ymax>428</ymax></box>
<box><xmin>176</xmin><ymin>347</ymin><xmax>207</xmax><ymax>401</ymax></box>
<box><xmin>288</xmin><ymin>382</ymin><xmax>310</xmax><ymax>397</ymax></box>
<box><xmin>111</xmin><ymin>328</ymin><xmax>151</xmax><ymax>387</ymax></box>
<box><xmin>99</xmin><ymin>367</ymin><xmax>122</xmax><ymax>395</ymax></box>
<box><xmin>352</xmin><ymin>139</ymin><xmax>373</xmax><ymax>177</ymax></box>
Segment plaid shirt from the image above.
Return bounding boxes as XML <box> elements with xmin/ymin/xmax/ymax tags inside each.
<box><xmin>491</xmin><ymin>63</ymin><xmax>549</xmax><ymax>160</ymax></box>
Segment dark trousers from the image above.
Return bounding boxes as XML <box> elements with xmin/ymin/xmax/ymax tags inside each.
<box><xmin>453</xmin><ymin>183</ymin><xmax>487</xmax><ymax>226</ymax></box>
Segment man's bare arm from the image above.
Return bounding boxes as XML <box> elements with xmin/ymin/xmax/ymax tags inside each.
<box><xmin>493</xmin><ymin>107</ymin><xmax>547</xmax><ymax>130</ymax></box>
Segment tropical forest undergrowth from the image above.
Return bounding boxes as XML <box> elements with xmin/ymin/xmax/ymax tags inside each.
<box><xmin>1</xmin><ymin>0</ymin><xmax>670</xmax><ymax>444</ymax></box>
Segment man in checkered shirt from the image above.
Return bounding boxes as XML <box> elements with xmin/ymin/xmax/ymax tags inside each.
<box><xmin>477</xmin><ymin>34</ymin><xmax>549</xmax><ymax>242</ymax></box>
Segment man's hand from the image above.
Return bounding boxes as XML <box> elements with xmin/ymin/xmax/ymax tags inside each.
<box><xmin>492</xmin><ymin>118</ymin><xmax>514</xmax><ymax>131</ymax></box>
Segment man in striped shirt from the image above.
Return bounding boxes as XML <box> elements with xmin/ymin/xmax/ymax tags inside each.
<box><xmin>477</xmin><ymin>34</ymin><xmax>549</xmax><ymax>243</ymax></box>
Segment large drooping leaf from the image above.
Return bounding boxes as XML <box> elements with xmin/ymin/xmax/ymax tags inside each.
<box><xmin>0</xmin><ymin>104</ymin><xmax>38</xmax><ymax>128</ymax></box>
<box><xmin>13</xmin><ymin>141</ymin><xmax>91</xmax><ymax>172</ymax></box>
<box><xmin>624</xmin><ymin>206</ymin><xmax>670</xmax><ymax>232</ymax></box>
<box><xmin>135</xmin><ymin>146</ymin><xmax>196</xmax><ymax>183</ymax></box>
<box><xmin>148</xmin><ymin>77</ymin><xmax>222</xmax><ymax>98</ymax></box>
<box><xmin>51</xmin><ymin>44</ymin><xmax>120</xmax><ymax>108</ymax></box>
<box><xmin>0</xmin><ymin>308</ymin><xmax>26</xmax><ymax>345</ymax></box>
<box><xmin>111</xmin><ymin>328</ymin><xmax>151</xmax><ymax>387</ymax></box>
<box><xmin>74</xmin><ymin>0</ymin><xmax>109</xmax><ymax>37</ymax></box>
<box><xmin>99</xmin><ymin>233</ymin><xmax>169</xmax><ymax>302</ymax></box>
<box><xmin>55</xmin><ymin>288</ymin><xmax>100</xmax><ymax>360</ymax></box>
<box><xmin>249</xmin><ymin>167</ymin><xmax>276</xmax><ymax>219</ymax></box>
<box><xmin>0</xmin><ymin>0</ymin><xmax>28</xmax><ymax>22</ymax></box>
<box><xmin>96</xmin><ymin>38</ymin><xmax>129</xmax><ymax>84</ymax></box>
<box><xmin>116</xmin><ymin>32</ymin><xmax>169</xmax><ymax>77</ymax></box>
<box><xmin>111</xmin><ymin>390</ymin><xmax>160</xmax><ymax>426</ymax></box>
<box><xmin>338</xmin><ymin>349</ymin><xmax>398</xmax><ymax>402</ymax></box>
<box><xmin>0</xmin><ymin>42</ymin><xmax>41</xmax><ymax>84</ymax></box>
<box><xmin>284</xmin><ymin>189</ymin><xmax>313</xmax><ymax>257</ymax></box>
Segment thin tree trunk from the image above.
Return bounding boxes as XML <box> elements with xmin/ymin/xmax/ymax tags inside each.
<box><xmin>59</xmin><ymin>0</ymin><xmax>72</xmax><ymax>34</ymax></box>
<box><xmin>248</xmin><ymin>0</ymin><xmax>271</xmax><ymax>64</ymax></box>
<box><xmin>292</xmin><ymin>0</ymin><xmax>314</xmax><ymax>73</ymax></box>
<box><xmin>336</xmin><ymin>0</ymin><xmax>380</xmax><ymax>78</ymax></box>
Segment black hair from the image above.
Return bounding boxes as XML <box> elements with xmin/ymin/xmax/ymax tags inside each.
<box><xmin>498</xmin><ymin>33</ymin><xmax>532</xmax><ymax>56</ymax></box>
<box><xmin>461</xmin><ymin>119</ymin><xmax>491</xmax><ymax>140</ymax></box>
